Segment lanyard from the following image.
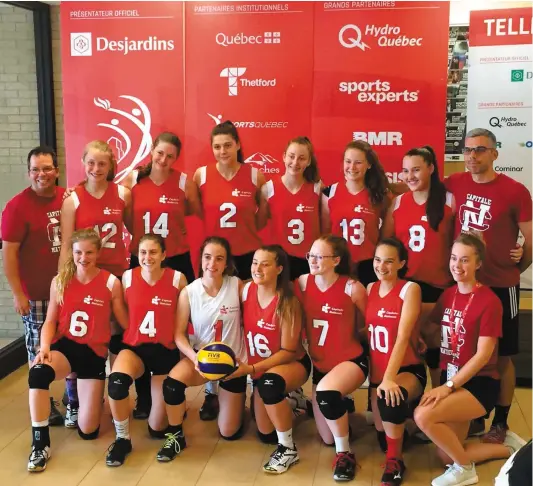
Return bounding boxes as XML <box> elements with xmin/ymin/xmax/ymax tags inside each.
<box><xmin>448</xmin><ymin>283</ymin><xmax>481</xmax><ymax>362</ymax></box>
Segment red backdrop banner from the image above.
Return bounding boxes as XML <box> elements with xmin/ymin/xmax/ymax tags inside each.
<box><xmin>469</xmin><ymin>7</ymin><xmax>532</xmax><ymax>47</ymax></box>
<box><xmin>183</xmin><ymin>1</ymin><xmax>315</xmax><ymax>177</ymax></box>
<box><xmin>61</xmin><ymin>2</ymin><xmax>185</xmax><ymax>185</ymax></box>
<box><xmin>311</xmin><ymin>1</ymin><xmax>449</xmax><ymax>185</ymax></box>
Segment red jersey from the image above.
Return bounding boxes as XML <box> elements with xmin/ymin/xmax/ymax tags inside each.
<box><xmin>366</xmin><ymin>280</ymin><xmax>421</xmax><ymax>383</ymax></box>
<box><xmin>129</xmin><ymin>169</ymin><xmax>189</xmax><ymax>257</ymax></box>
<box><xmin>242</xmin><ymin>281</ymin><xmax>281</xmax><ymax>370</ymax></box>
<box><xmin>299</xmin><ymin>274</ymin><xmax>362</xmax><ymax>372</ymax></box>
<box><xmin>266</xmin><ymin>178</ymin><xmax>321</xmax><ymax>258</ymax></box>
<box><xmin>445</xmin><ymin>173</ymin><xmax>532</xmax><ymax>287</ymax></box>
<box><xmin>122</xmin><ymin>268</ymin><xmax>181</xmax><ymax>348</ymax></box>
<box><xmin>55</xmin><ymin>270</ymin><xmax>116</xmax><ymax>357</ymax></box>
<box><xmin>392</xmin><ymin>192</ymin><xmax>454</xmax><ymax>288</ymax></box>
<box><xmin>1</xmin><ymin>187</ymin><xmax>65</xmax><ymax>300</ymax></box>
<box><xmin>327</xmin><ymin>184</ymin><xmax>382</xmax><ymax>263</ymax></box>
<box><xmin>198</xmin><ymin>164</ymin><xmax>261</xmax><ymax>255</ymax></box>
<box><xmin>430</xmin><ymin>285</ymin><xmax>502</xmax><ymax>379</ymax></box>
<box><xmin>72</xmin><ymin>184</ymin><xmax>128</xmax><ymax>277</ymax></box>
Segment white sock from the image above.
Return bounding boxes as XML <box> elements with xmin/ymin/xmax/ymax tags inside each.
<box><xmin>32</xmin><ymin>419</ymin><xmax>49</xmax><ymax>427</ymax></box>
<box><xmin>277</xmin><ymin>428</ymin><xmax>294</xmax><ymax>449</ymax></box>
<box><xmin>334</xmin><ymin>435</ymin><xmax>350</xmax><ymax>453</ymax></box>
<box><xmin>114</xmin><ymin>417</ymin><xmax>130</xmax><ymax>440</ymax></box>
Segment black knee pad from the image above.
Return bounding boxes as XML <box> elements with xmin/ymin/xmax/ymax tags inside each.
<box><xmin>377</xmin><ymin>387</ymin><xmax>409</xmax><ymax>425</ymax></box>
<box><xmin>256</xmin><ymin>373</ymin><xmax>286</xmax><ymax>405</ymax></box>
<box><xmin>316</xmin><ymin>390</ymin><xmax>346</xmax><ymax>420</ymax></box>
<box><xmin>257</xmin><ymin>429</ymin><xmax>278</xmax><ymax>445</ymax></box>
<box><xmin>425</xmin><ymin>348</ymin><xmax>440</xmax><ymax>369</ymax></box>
<box><xmin>163</xmin><ymin>377</ymin><xmax>186</xmax><ymax>405</ymax></box>
<box><xmin>28</xmin><ymin>363</ymin><xmax>56</xmax><ymax>390</ymax></box>
<box><xmin>220</xmin><ymin>422</ymin><xmax>244</xmax><ymax>441</ymax></box>
<box><xmin>78</xmin><ymin>426</ymin><xmax>100</xmax><ymax>440</ymax></box>
<box><xmin>376</xmin><ymin>430</ymin><xmax>387</xmax><ymax>453</ymax></box>
<box><xmin>108</xmin><ymin>372</ymin><xmax>133</xmax><ymax>401</ymax></box>
<box><xmin>148</xmin><ymin>424</ymin><xmax>167</xmax><ymax>439</ymax></box>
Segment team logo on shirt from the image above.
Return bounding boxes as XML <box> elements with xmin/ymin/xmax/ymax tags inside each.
<box><xmin>377</xmin><ymin>307</ymin><xmax>399</xmax><ymax>319</ymax></box>
<box><xmin>159</xmin><ymin>195</ymin><xmax>180</xmax><ymax>205</ymax></box>
<box><xmin>321</xmin><ymin>303</ymin><xmax>344</xmax><ymax>316</ymax></box>
<box><xmin>46</xmin><ymin>210</ymin><xmax>61</xmax><ymax>253</ymax></box>
<box><xmin>103</xmin><ymin>207</ymin><xmax>122</xmax><ymax>216</ymax></box>
<box><xmin>441</xmin><ymin>308</ymin><xmax>466</xmax><ymax>358</ymax></box>
<box><xmin>296</xmin><ymin>203</ymin><xmax>315</xmax><ymax>213</ymax></box>
<box><xmin>257</xmin><ymin>318</ymin><xmax>276</xmax><ymax>331</ymax></box>
<box><xmin>459</xmin><ymin>196</ymin><xmax>492</xmax><ymax>232</ymax></box>
<box><xmin>151</xmin><ymin>296</ymin><xmax>172</xmax><ymax>307</ymax></box>
<box><xmin>231</xmin><ymin>189</ymin><xmax>253</xmax><ymax>198</ymax></box>
<box><xmin>83</xmin><ymin>295</ymin><xmax>104</xmax><ymax>307</ymax></box>
<box><xmin>219</xmin><ymin>304</ymin><xmax>239</xmax><ymax>315</ymax></box>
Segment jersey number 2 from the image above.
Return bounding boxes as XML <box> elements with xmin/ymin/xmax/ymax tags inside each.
<box><xmin>220</xmin><ymin>203</ymin><xmax>237</xmax><ymax>228</ymax></box>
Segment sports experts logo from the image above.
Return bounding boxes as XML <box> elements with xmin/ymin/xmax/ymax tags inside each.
<box><xmin>339</xmin><ymin>80</ymin><xmax>419</xmax><ymax>104</ymax></box>
<box><xmin>220</xmin><ymin>67</ymin><xmax>276</xmax><ymax>96</ymax></box>
<box><xmin>70</xmin><ymin>32</ymin><xmax>175</xmax><ymax>56</ymax></box>
<box><xmin>216</xmin><ymin>31</ymin><xmax>280</xmax><ymax>47</ymax></box>
<box><xmin>338</xmin><ymin>24</ymin><xmax>423</xmax><ymax>51</ymax></box>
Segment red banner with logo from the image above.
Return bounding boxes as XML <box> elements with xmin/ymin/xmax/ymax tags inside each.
<box><xmin>183</xmin><ymin>1</ymin><xmax>314</xmax><ymax>177</ymax></box>
<box><xmin>312</xmin><ymin>1</ymin><xmax>449</xmax><ymax>185</ymax></box>
<box><xmin>61</xmin><ymin>2</ymin><xmax>184</xmax><ymax>185</ymax></box>
<box><xmin>470</xmin><ymin>8</ymin><xmax>532</xmax><ymax>47</ymax></box>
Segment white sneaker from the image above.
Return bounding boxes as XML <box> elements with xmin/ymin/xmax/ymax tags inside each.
<box><xmin>263</xmin><ymin>444</ymin><xmax>299</xmax><ymax>474</ymax></box>
<box><xmin>431</xmin><ymin>463</ymin><xmax>478</xmax><ymax>486</ymax></box>
<box><xmin>27</xmin><ymin>446</ymin><xmax>51</xmax><ymax>472</ymax></box>
<box><xmin>64</xmin><ymin>404</ymin><xmax>78</xmax><ymax>429</ymax></box>
<box><xmin>287</xmin><ymin>387</ymin><xmax>311</xmax><ymax>418</ymax></box>
<box><xmin>503</xmin><ymin>430</ymin><xmax>527</xmax><ymax>454</ymax></box>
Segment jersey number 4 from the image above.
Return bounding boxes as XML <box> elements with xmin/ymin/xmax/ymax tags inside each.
<box><xmin>139</xmin><ymin>310</ymin><xmax>157</xmax><ymax>338</ymax></box>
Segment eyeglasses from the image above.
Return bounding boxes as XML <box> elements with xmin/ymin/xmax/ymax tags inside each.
<box><xmin>461</xmin><ymin>146</ymin><xmax>492</xmax><ymax>155</ymax></box>
<box><xmin>305</xmin><ymin>253</ymin><xmax>337</xmax><ymax>261</ymax></box>
<box><xmin>29</xmin><ymin>167</ymin><xmax>56</xmax><ymax>174</ymax></box>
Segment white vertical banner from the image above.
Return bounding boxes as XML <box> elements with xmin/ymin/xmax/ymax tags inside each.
<box><xmin>467</xmin><ymin>8</ymin><xmax>533</xmax><ymax>289</ymax></box>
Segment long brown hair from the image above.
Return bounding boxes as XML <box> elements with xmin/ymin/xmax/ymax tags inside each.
<box><xmin>83</xmin><ymin>140</ymin><xmax>117</xmax><ymax>182</ymax></box>
<box><xmin>137</xmin><ymin>132</ymin><xmax>182</xmax><ymax>182</ymax></box>
<box><xmin>198</xmin><ymin>236</ymin><xmax>236</xmax><ymax>278</ymax></box>
<box><xmin>285</xmin><ymin>136</ymin><xmax>320</xmax><ymax>183</ymax></box>
<box><xmin>56</xmin><ymin>228</ymin><xmax>102</xmax><ymax>304</ymax></box>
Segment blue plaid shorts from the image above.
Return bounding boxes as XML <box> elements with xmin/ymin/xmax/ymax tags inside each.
<box><xmin>21</xmin><ymin>300</ymin><xmax>48</xmax><ymax>363</ymax></box>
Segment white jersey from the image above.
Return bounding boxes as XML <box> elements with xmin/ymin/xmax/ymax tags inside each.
<box><xmin>187</xmin><ymin>275</ymin><xmax>246</xmax><ymax>362</ymax></box>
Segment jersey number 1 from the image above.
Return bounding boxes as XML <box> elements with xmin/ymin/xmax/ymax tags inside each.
<box><xmin>214</xmin><ymin>319</ymin><xmax>223</xmax><ymax>341</ymax></box>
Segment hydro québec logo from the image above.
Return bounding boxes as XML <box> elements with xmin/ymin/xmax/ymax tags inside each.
<box><xmin>339</xmin><ymin>79</ymin><xmax>419</xmax><ymax>104</ymax></box>
<box><xmin>70</xmin><ymin>32</ymin><xmax>175</xmax><ymax>56</ymax></box>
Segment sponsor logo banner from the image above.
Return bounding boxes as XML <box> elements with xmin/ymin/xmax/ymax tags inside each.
<box><xmin>469</xmin><ymin>8</ymin><xmax>532</xmax><ymax>47</ymax></box>
<box><xmin>312</xmin><ymin>1</ymin><xmax>448</xmax><ymax>183</ymax></box>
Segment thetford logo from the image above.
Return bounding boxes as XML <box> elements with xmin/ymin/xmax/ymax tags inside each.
<box><xmin>339</xmin><ymin>24</ymin><xmax>422</xmax><ymax>51</ymax></box>
<box><xmin>216</xmin><ymin>31</ymin><xmax>280</xmax><ymax>47</ymax></box>
<box><xmin>353</xmin><ymin>131</ymin><xmax>403</xmax><ymax>145</ymax></box>
<box><xmin>220</xmin><ymin>67</ymin><xmax>276</xmax><ymax>96</ymax></box>
<box><xmin>339</xmin><ymin>80</ymin><xmax>419</xmax><ymax>104</ymax></box>
<box><xmin>70</xmin><ymin>32</ymin><xmax>175</xmax><ymax>56</ymax></box>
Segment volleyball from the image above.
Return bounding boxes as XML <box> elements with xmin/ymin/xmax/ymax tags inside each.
<box><xmin>197</xmin><ymin>342</ymin><xmax>236</xmax><ymax>381</ymax></box>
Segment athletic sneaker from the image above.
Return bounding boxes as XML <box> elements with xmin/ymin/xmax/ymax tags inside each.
<box><xmin>199</xmin><ymin>393</ymin><xmax>219</xmax><ymax>421</ymax></box>
<box><xmin>263</xmin><ymin>444</ymin><xmax>299</xmax><ymax>474</ymax></box>
<box><xmin>156</xmin><ymin>431</ymin><xmax>186</xmax><ymax>462</ymax></box>
<box><xmin>503</xmin><ymin>430</ymin><xmax>527</xmax><ymax>454</ymax></box>
<box><xmin>64</xmin><ymin>403</ymin><xmax>78</xmax><ymax>429</ymax></box>
<box><xmin>381</xmin><ymin>458</ymin><xmax>406</xmax><ymax>486</ymax></box>
<box><xmin>287</xmin><ymin>387</ymin><xmax>313</xmax><ymax>418</ymax></box>
<box><xmin>482</xmin><ymin>424</ymin><xmax>507</xmax><ymax>444</ymax></box>
<box><xmin>467</xmin><ymin>418</ymin><xmax>485</xmax><ymax>437</ymax></box>
<box><xmin>333</xmin><ymin>452</ymin><xmax>356</xmax><ymax>481</ymax></box>
<box><xmin>27</xmin><ymin>446</ymin><xmax>51</xmax><ymax>472</ymax></box>
<box><xmin>431</xmin><ymin>463</ymin><xmax>478</xmax><ymax>486</ymax></box>
<box><xmin>49</xmin><ymin>399</ymin><xmax>63</xmax><ymax>426</ymax></box>
<box><xmin>106</xmin><ymin>438</ymin><xmax>132</xmax><ymax>467</ymax></box>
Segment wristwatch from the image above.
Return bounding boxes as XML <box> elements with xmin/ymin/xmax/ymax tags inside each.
<box><xmin>445</xmin><ymin>380</ymin><xmax>455</xmax><ymax>391</ymax></box>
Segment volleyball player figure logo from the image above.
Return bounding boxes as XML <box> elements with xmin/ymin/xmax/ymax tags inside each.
<box><xmin>93</xmin><ymin>95</ymin><xmax>153</xmax><ymax>184</ymax></box>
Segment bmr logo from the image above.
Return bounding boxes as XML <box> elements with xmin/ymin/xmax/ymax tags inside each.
<box><xmin>353</xmin><ymin>131</ymin><xmax>402</xmax><ymax>145</ymax></box>
<box><xmin>220</xmin><ymin>67</ymin><xmax>276</xmax><ymax>96</ymax></box>
<box><xmin>71</xmin><ymin>33</ymin><xmax>92</xmax><ymax>56</ymax></box>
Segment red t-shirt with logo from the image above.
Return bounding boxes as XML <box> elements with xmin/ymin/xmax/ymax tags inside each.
<box><xmin>392</xmin><ymin>191</ymin><xmax>454</xmax><ymax>288</ymax></box>
<box><xmin>1</xmin><ymin>187</ymin><xmax>65</xmax><ymax>301</ymax></box>
<box><xmin>242</xmin><ymin>281</ymin><xmax>281</xmax><ymax>371</ymax></box>
<box><xmin>445</xmin><ymin>173</ymin><xmax>532</xmax><ymax>287</ymax></box>
<box><xmin>130</xmin><ymin>169</ymin><xmax>189</xmax><ymax>257</ymax></box>
<box><xmin>266</xmin><ymin>178</ymin><xmax>321</xmax><ymax>258</ymax></box>
<box><xmin>430</xmin><ymin>284</ymin><xmax>502</xmax><ymax>379</ymax></box>
<box><xmin>54</xmin><ymin>270</ymin><xmax>116</xmax><ymax>358</ymax></box>
<box><xmin>122</xmin><ymin>267</ymin><xmax>181</xmax><ymax>349</ymax></box>
<box><xmin>198</xmin><ymin>164</ymin><xmax>262</xmax><ymax>256</ymax></box>
<box><xmin>327</xmin><ymin>184</ymin><xmax>383</xmax><ymax>263</ymax></box>
<box><xmin>366</xmin><ymin>280</ymin><xmax>421</xmax><ymax>383</ymax></box>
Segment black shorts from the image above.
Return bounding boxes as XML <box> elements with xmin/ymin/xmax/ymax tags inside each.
<box><xmin>369</xmin><ymin>363</ymin><xmax>427</xmax><ymax>391</ymax></box>
<box><xmin>122</xmin><ymin>343</ymin><xmax>180</xmax><ymax>375</ymax></box>
<box><xmin>234</xmin><ymin>252</ymin><xmax>254</xmax><ymax>281</ymax></box>
<box><xmin>287</xmin><ymin>255</ymin><xmax>309</xmax><ymax>281</ymax></box>
<box><xmin>312</xmin><ymin>351</ymin><xmax>369</xmax><ymax>385</ymax></box>
<box><xmin>219</xmin><ymin>375</ymin><xmax>247</xmax><ymax>394</ymax></box>
<box><xmin>51</xmin><ymin>337</ymin><xmax>106</xmax><ymax>380</ymax></box>
<box><xmin>252</xmin><ymin>353</ymin><xmax>313</xmax><ymax>387</ymax></box>
<box><xmin>109</xmin><ymin>333</ymin><xmax>124</xmax><ymax>355</ymax></box>
<box><xmin>355</xmin><ymin>259</ymin><xmax>378</xmax><ymax>288</ymax></box>
<box><xmin>491</xmin><ymin>285</ymin><xmax>520</xmax><ymax>356</ymax></box>
<box><xmin>408</xmin><ymin>279</ymin><xmax>445</xmax><ymax>303</ymax></box>
<box><xmin>130</xmin><ymin>251</ymin><xmax>195</xmax><ymax>284</ymax></box>
<box><xmin>440</xmin><ymin>370</ymin><xmax>500</xmax><ymax>415</ymax></box>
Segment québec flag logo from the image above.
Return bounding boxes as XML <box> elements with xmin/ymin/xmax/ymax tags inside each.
<box><xmin>71</xmin><ymin>33</ymin><xmax>92</xmax><ymax>57</ymax></box>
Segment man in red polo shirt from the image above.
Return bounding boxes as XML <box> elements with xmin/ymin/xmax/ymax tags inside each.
<box><xmin>1</xmin><ymin>146</ymin><xmax>66</xmax><ymax>425</ymax></box>
<box><xmin>445</xmin><ymin>128</ymin><xmax>532</xmax><ymax>444</ymax></box>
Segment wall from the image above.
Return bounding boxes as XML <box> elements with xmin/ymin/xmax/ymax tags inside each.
<box><xmin>0</xmin><ymin>4</ymin><xmax>40</xmax><ymax>339</ymax></box>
